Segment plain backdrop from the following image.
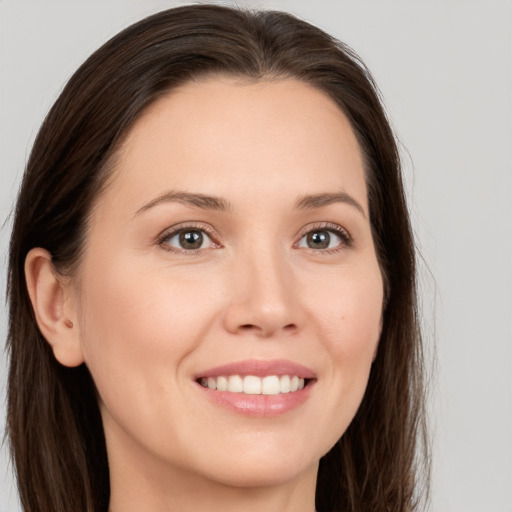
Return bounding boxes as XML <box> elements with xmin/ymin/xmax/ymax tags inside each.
<box><xmin>0</xmin><ymin>1</ymin><xmax>510</xmax><ymax>511</ymax></box>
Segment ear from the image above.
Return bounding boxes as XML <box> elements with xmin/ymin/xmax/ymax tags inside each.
<box><xmin>25</xmin><ymin>248</ymin><xmax>84</xmax><ymax>367</ymax></box>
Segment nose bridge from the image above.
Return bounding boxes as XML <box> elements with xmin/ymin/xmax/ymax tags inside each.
<box><xmin>223</xmin><ymin>239</ymin><xmax>299</xmax><ymax>337</ymax></box>
<box><xmin>248</xmin><ymin>243</ymin><xmax>291</xmax><ymax>310</ymax></box>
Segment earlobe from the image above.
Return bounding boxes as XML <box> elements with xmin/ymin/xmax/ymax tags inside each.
<box><xmin>24</xmin><ymin>248</ymin><xmax>85</xmax><ymax>367</ymax></box>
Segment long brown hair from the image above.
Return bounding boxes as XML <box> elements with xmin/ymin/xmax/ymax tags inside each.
<box><xmin>6</xmin><ymin>5</ymin><xmax>429</xmax><ymax>512</ymax></box>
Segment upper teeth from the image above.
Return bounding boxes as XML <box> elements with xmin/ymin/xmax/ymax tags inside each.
<box><xmin>199</xmin><ymin>375</ymin><xmax>306</xmax><ymax>395</ymax></box>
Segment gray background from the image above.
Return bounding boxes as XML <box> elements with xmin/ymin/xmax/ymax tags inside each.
<box><xmin>1</xmin><ymin>1</ymin><xmax>511</xmax><ymax>511</ymax></box>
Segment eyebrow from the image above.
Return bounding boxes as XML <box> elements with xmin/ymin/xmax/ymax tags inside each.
<box><xmin>134</xmin><ymin>189</ymin><xmax>366</xmax><ymax>218</ymax></box>
<box><xmin>295</xmin><ymin>192</ymin><xmax>366</xmax><ymax>218</ymax></box>
<box><xmin>134</xmin><ymin>191</ymin><xmax>232</xmax><ymax>216</ymax></box>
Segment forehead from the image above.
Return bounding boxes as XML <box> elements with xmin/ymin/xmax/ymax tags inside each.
<box><xmin>102</xmin><ymin>77</ymin><xmax>367</xmax><ymax>212</ymax></box>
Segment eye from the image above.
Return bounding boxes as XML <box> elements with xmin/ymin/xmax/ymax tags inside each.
<box><xmin>295</xmin><ymin>224</ymin><xmax>352</xmax><ymax>252</ymax></box>
<box><xmin>159</xmin><ymin>225</ymin><xmax>218</xmax><ymax>253</ymax></box>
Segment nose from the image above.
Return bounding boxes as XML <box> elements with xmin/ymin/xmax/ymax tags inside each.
<box><xmin>222</xmin><ymin>248</ymin><xmax>300</xmax><ymax>338</ymax></box>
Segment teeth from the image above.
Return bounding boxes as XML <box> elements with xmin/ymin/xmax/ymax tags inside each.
<box><xmin>280</xmin><ymin>375</ymin><xmax>291</xmax><ymax>393</ymax></box>
<box><xmin>228</xmin><ymin>375</ymin><xmax>243</xmax><ymax>393</ymax></box>
<box><xmin>200</xmin><ymin>375</ymin><xmax>307</xmax><ymax>395</ymax></box>
<box><xmin>243</xmin><ymin>376</ymin><xmax>261</xmax><ymax>394</ymax></box>
<box><xmin>261</xmin><ymin>376</ymin><xmax>280</xmax><ymax>395</ymax></box>
<box><xmin>217</xmin><ymin>375</ymin><xmax>228</xmax><ymax>391</ymax></box>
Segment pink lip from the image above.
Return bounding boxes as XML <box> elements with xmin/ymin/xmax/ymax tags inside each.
<box><xmin>194</xmin><ymin>359</ymin><xmax>317</xmax><ymax>417</ymax></box>
<box><xmin>194</xmin><ymin>359</ymin><xmax>317</xmax><ymax>379</ymax></box>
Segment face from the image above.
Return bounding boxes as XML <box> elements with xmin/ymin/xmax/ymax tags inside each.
<box><xmin>74</xmin><ymin>78</ymin><xmax>383</xmax><ymax>489</ymax></box>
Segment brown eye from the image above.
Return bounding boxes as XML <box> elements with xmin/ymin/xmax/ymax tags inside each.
<box><xmin>306</xmin><ymin>231</ymin><xmax>331</xmax><ymax>249</ymax></box>
<box><xmin>162</xmin><ymin>229</ymin><xmax>213</xmax><ymax>251</ymax></box>
<box><xmin>296</xmin><ymin>226</ymin><xmax>350</xmax><ymax>251</ymax></box>
<box><xmin>179</xmin><ymin>230</ymin><xmax>204</xmax><ymax>249</ymax></box>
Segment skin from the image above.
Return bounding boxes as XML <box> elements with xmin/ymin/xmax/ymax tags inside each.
<box><xmin>26</xmin><ymin>78</ymin><xmax>384</xmax><ymax>512</ymax></box>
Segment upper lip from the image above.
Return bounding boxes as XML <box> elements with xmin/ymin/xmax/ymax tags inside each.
<box><xmin>195</xmin><ymin>359</ymin><xmax>317</xmax><ymax>380</ymax></box>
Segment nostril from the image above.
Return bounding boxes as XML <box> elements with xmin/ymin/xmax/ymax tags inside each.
<box><xmin>238</xmin><ymin>323</ymin><xmax>296</xmax><ymax>334</ymax></box>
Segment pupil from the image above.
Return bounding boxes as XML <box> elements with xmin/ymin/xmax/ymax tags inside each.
<box><xmin>307</xmin><ymin>231</ymin><xmax>330</xmax><ymax>249</ymax></box>
<box><xmin>179</xmin><ymin>230</ymin><xmax>203</xmax><ymax>249</ymax></box>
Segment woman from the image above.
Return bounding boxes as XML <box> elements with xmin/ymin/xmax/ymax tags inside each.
<box><xmin>6</xmin><ymin>4</ymin><xmax>429</xmax><ymax>512</ymax></box>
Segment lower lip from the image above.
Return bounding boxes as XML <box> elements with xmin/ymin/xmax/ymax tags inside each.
<box><xmin>196</xmin><ymin>381</ymin><xmax>314</xmax><ymax>417</ymax></box>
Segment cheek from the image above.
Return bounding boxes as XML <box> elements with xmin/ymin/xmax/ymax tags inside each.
<box><xmin>76</xmin><ymin>256</ymin><xmax>222</xmax><ymax>403</ymax></box>
<box><xmin>306</xmin><ymin>257</ymin><xmax>383</xmax><ymax>356</ymax></box>
<box><xmin>303</xmin><ymin>258</ymin><xmax>383</xmax><ymax>431</ymax></box>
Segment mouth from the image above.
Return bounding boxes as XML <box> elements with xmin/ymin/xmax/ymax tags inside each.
<box><xmin>194</xmin><ymin>360</ymin><xmax>316</xmax><ymax>416</ymax></box>
<box><xmin>198</xmin><ymin>374</ymin><xmax>311</xmax><ymax>395</ymax></box>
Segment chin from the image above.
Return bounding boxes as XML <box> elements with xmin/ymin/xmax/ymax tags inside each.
<box><xmin>189</xmin><ymin>440</ymin><xmax>321</xmax><ymax>489</ymax></box>
<box><xmin>206</xmin><ymin>460</ymin><xmax>316</xmax><ymax>489</ymax></box>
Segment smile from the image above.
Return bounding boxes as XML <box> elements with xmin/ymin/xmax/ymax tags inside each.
<box><xmin>195</xmin><ymin>360</ymin><xmax>316</xmax><ymax>416</ymax></box>
<box><xmin>199</xmin><ymin>375</ymin><xmax>306</xmax><ymax>395</ymax></box>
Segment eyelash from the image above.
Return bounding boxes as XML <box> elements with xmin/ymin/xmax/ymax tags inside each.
<box><xmin>157</xmin><ymin>222</ymin><xmax>220</xmax><ymax>255</ymax></box>
<box><xmin>295</xmin><ymin>222</ymin><xmax>353</xmax><ymax>254</ymax></box>
<box><xmin>157</xmin><ymin>222</ymin><xmax>353</xmax><ymax>255</ymax></box>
